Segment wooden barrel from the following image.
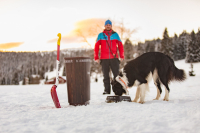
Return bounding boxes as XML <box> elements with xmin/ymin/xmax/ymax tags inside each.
<box><xmin>64</xmin><ymin>57</ymin><xmax>91</xmax><ymax>106</ymax></box>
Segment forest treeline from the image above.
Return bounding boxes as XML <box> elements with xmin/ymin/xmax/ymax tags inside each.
<box><xmin>0</xmin><ymin>28</ymin><xmax>200</xmax><ymax>85</ymax></box>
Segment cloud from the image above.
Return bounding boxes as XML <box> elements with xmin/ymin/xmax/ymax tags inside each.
<box><xmin>0</xmin><ymin>42</ymin><xmax>24</xmax><ymax>49</ymax></box>
<box><xmin>47</xmin><ymin>18</ymin><xmax>106</xmax><ymax>44</ymax></box>
<box><xmin>73</xmin><ymin>18</ymin><xmax>106</xmax><ymax>37</ymax></box>
<box><xmin>47</xmin><ymin>34</ymin><xmax>83</xmax><ymax>44</ymax></box>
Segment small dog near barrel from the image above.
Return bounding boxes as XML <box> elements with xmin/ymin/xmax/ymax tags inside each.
<box><xmin>111</xmin><ymin>52</ymin><xmax>186</xmax><ymax>104</ymax></box>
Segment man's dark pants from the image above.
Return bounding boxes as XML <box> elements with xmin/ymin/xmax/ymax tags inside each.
<box><xmin>100</xmin><ymin>58</ymin><xmax>120</xmax><ymax>93</ymax></box>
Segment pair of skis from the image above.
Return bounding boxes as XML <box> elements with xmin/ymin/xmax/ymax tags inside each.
<box><xmin>50</xmin><ymin>33</ymin><xmax>61</xmax><ymax>108</ymax></box>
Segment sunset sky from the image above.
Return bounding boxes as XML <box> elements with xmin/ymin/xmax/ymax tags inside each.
<box><xmin>0</xmin><ymin>0</ymin><xmax>200</xmax><ymax>52</ymax></box>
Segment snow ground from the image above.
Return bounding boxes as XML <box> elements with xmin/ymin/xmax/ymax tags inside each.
<box><xmin>0</xmin><ymin>60</ymin><xmax>200</xmax><ymax>133</ymax></box>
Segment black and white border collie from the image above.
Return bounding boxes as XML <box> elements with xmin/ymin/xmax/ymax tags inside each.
<box><xmin>112</xmin><ymin>52</ymin><xmax>186</xmax><ymax>104</ymax></box>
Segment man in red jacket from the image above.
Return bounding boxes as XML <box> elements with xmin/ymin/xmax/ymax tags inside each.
<box><xmin>94</xmin><ymin>20</ymin><xmax>124</xmax><ymax>94</ymax></box>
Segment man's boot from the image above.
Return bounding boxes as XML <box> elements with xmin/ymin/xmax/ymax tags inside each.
<box><xmin>103</xmin><ymin>91</ymin><xmax>110</xmax><ymax>95</ymax></box>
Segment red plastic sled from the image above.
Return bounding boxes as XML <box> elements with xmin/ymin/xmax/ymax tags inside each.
<box><xmin>51</xmin><ymin>85</ymin><xmax>61</xmax><ymax>108</ymax></box>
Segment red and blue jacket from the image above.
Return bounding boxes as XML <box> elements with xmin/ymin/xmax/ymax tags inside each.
<box><xmin>94</xmin><ymin>30</ymin><xmax>124</xmax><ymax>60</ymax></box>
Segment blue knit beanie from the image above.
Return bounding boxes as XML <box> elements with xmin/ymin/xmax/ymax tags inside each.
<box><xmin>105</xmin><ymin>20</ymin><xmax>112</xmax><ymax>26</ymax></box>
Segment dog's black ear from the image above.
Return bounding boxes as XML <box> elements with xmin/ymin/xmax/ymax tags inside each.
<box><xmin>119</xmin><ymin>71</ymin><xmax>123</xmax><ymax>77</ymax></box>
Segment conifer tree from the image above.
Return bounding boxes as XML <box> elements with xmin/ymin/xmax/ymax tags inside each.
<box><xmin>196</xmin><ymin>30</ymin><xmax>200</xmax><ymax>62</ymax></box>
<box><xmin>145</xmin><ymin>42</ymin><xmax>155</xmax><ymax>52</ymax></box>
<box><xmin>177</xmin><ymin>31</ymin><xmax>190</xmax><ymax>60</ymax></box>
<box><xmin>12</xmin><ymin>72</ymin><xmax>19</xmax><ymax>85</ymax></box>
<box><xmin>1</xmin><ymin>78</ymin><xmax>5</xmax><ymax>85</ymax></box>
<box><xmin>124</xmin><ymin>39</ymin><xmax>134</xmax><ymax>61</ymax></box>
<box><xmin>33</xmin><ymin>67</ymin><xmax>36</xmax><ymax>75</ymax></box>
<box><xmin>137</xmin><ymin>42</ymin><xmax>145</xmax><ymax>56</ymax></box>
<box><xmin>50</xmin><ymin>64</ymin><xmax>54</xmax><ymax>71</ymax></box>
<box><xmin>173</xmin><ymin>34</ymin><xmax>179</xmax><ymax>60</ymax></box>
<box><xmin>145</xmin><ymin>43</ymin><xmax>150</xmax><ymax>52</ymax></box>
<box><xmin>7</xmin><ymin>78</ymin><xmax>11</xmax><ymax>85</ymax></box>
<box><xmin>161</xmin><ymin>28</ymin><xmax>174</xmax><ymax>58</ymax></box>
<box><xmin>186</xmin><ymin>31</ymin><xmax>197</xmax><ymax>62</ymax></box>
<box><xmin>29</xmin><ymin>68</ymin><xmax>32</xmax><ymax>75</ymax></box>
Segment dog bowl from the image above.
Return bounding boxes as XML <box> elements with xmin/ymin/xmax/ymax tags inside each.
<box><xmin>106</xmin><ymin>96</ymin><xmax>132</xmax><ymax>103</ymax></box>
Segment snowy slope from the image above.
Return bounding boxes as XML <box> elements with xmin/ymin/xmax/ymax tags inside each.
<box><xmin>0</xmin><ymin>60</ymin><xmax>200</xmax><ymax>133</ymax></box>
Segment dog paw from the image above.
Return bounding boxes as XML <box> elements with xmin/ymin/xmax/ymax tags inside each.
<box><xmin>132</xmin><ymin>100</ymin><xmax>137</xmax><ymax>102</ymax></box>
<box><xmin>139</xmin><ymin>101</ymin><xmax>144</xmax><ymax>104</ymax></box>
<box><xmin>163</xmin><ymin>98</ymin><xmax>169</xmax><ymax>101</ymax></box>
<box><xmin>153</xmin><ymin>98</ymin><xmax>159</xmax><ymax>100</ymax></box>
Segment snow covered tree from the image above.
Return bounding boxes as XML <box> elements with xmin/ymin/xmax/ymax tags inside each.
<box><xmin>29</xmin><ymin>68</ymin><xmax>32</xmax><ymax>75</ymax></box>
<box><xmin>45</xmin><ymin>66</ymin><xmax>48</xmax><ymax>72</ymax></box>
<box><xmin>173</xmin><ymin>34</ymin><xmax>179</xmax><ymax>60</ymax></box>
<box><xmin>39</xmin><ymin>66</ymin><xmax>45</xmax><ymax>79</ymax></box>
<box><xmin>145</xmin><ymin>41</ymin><xmax>155</xmax><ymax>52</ymax></box>
<box><xmin>12</xmin><ymin>72</ymin><xmax>19</xmax><ymax>85</ymax></box>
<box><xmin>50</xmin><ymin>64</ymin><xmax>54</xmax><ymax>72</ymax></box>
<box><xmin>186</xmin><ymin>31</ymin><xmax>198</xmax><ymax>62</ymax></box>
<box><xmin>33</xmin><ymin>67</ymin><xmax>36</xmax><ymax>75</ymax></box>
<box><xmin>1</xmin><ymin>77</ymin><xmax>5</xmax><ymax>85</ymax></box>
<box><xmin>161</xmin><ymin>28</ymin><xmax>174</xmax><ymax>58</ymax></box>
<box><xmin>154</xmin><ymin>38</ymin><xmax>161</xmax><ymax>51</ymax></box>
<box><xmin>124</xmin><ymin>39</ymin><xmax>134</xmax><ymax>61</ymax></box>
<box><xmin>175</xmin><ymin>31</ymin><xmax>190</xmax><ymax>60</ymax></box>
<box><xmin>7</xmin><ymin>78</ymin><xmax>11</xmax><ymax>85</ymax></box>
<box><xmin>196</xmin><ymin>30</ymin><xmax>200</xmax><ymax>62</ymax></box>
<box><xmin>39</xmin><ymin>70</ymin><xmax>45</xmax><ymax>79</ymax></box>
<box><xmin>137</xmin><ymin>42</ymin><xmax>145</xmax><ymax>56</ymax></box>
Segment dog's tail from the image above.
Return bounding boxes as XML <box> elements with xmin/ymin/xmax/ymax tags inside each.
<box><xmin>167</xmin><ymin>55</ymin><xmax>186</xmax><ymax>82</ymax></box>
